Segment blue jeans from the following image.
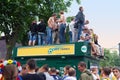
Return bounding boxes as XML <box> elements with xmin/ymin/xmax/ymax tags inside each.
<box><xmin>73</xmin><ymin>28</ymin><xmax>78</xmax><ymax>42</ymax></box>
<box><xmin>59</xmin><ymin>23</ymin><xmax>66</xmax><ymax>43</ymax></box>
<box><xmin>69</xmin><ymin>31</ymin><xmax>72</xmax><ymax>43</ymax></box>
<box><xmin>46</xmin><ymin>27</ymin><xmax>52</xmax><ymax>44</ymax></box>
<box><xmin>38</xmin><ymin>32</ymin><xmax>45</xmax><ymax>45</ymax></box>
<box><xmin>78</xmin><ymin>24</ymin><xmax>84</xmax><ymax>40</ymax></box>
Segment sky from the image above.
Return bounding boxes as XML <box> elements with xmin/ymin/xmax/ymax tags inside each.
<box><xmin>65</xmin><ymin>0</ymin><xmax>120</xmax><ymax>48</ymax></box>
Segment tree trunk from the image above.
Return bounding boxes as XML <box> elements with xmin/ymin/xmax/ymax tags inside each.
<box><xmin>5</xmin><ymin>34</ymin><xmax>17</xmax><ymax>59</ymax></box>
<box><xmin>5</xmin><ymin>25</ymin><xmax>19</xmax><ymax>59</ymax></box>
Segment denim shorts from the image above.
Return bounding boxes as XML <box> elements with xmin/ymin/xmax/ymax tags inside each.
<box><xmin>28</xmin><ymin>31</ymin><xmax>37</xmax><ymax>41</ymax></box>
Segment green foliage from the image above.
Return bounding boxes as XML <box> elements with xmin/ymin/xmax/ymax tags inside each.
<box><xmin>0</xmin><ymin>0</ymin><xmax>36</xmax><ymax>43</ymax></box>
<box><xmin>65</xmin><ymin>16</ymin><xmax>75</xmax><ymax>43</ymax></box>
<box><xmin>76</xmin><ymin>0</ymin><xmax>81</xmax><ymax>4</ymax></box>
<box><xmin>66</xmin><ymin>16</ymin><xmax>75</xmax><ymax>23</ymax></box>
<box><xmin>65</xmin><ymin>24</ymin><xmax>69</xmax><ymax>43</ymax></box>
<box><xmin>100</xmin><ymin>49</ymin><xmax>120</xmax><ymax>67</ymax></box>
<box><xmin>0</xmin><ymin>0</ymin><xmax>81</xmax><ymax>58</ymax></box>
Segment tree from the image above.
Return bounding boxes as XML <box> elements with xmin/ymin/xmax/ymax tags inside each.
<box><xmin>0</xmin><ymin>0</ymin><xmax>39</xmax><ymax>59</ymax></box>
<box><xmin>0</xmin><ymin>0</ymin><xmax>81</xmax><ymax>59</ymax></box>
<box><xmin>100</xmin><ymin>49</ymin><xmax>120</xmax><ymax>67</ymax></box>
<box><xmin>114</xmin><ymin>54</ymin><xmax>120</xmax><ymax>66</ymax></box>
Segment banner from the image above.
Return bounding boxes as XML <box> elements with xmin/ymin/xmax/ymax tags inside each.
<box><xmin>17</xmin><ymin>44</ymin><xmax>75</xmax><ymax>56</ymax></box>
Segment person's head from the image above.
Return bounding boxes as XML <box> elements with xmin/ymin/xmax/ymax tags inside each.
<box><xmin>32</xmin><ymin>20</ymin><xmax>37</xmax><ymax>24</ymax></box>
<box><xmin>85</xmin><ymin>20</ymin><xmax>89</xmax><ymax>25</ymax></box>
<box><xmin>78</xmin><ymin>61</ymin><xmax>86</xmax><ymax>72</ymax></box>
<box><xmin>52</xmin><ymin>13</ymin><xmax>57</xmax><ymax>19</ymax></box>
<box><xmin>3</xmin><ymin>64</ymin><xmax>18</xmax><ymax>80</ymax></box>
<box><xmin>56</xmin><ymin>69</ymin><xmax>60</xmax><ymax>75</ymax></box>
<box><xmin>71</xmin><ymin>17</ymin><xmax>74</xmax><ymax>21</ymax></box>
<box><xmin>26</xmin><ymin>59</ymin><xmax>36</xmax><ymax>71</ymax></box>
<box><xmin>90</xmin><ymin>66</ymin><xmax>98</xmax><ymax>74</ymax></box>
<box><xmin>49</xmin><ymin>67</ymin><xmax>56</xmax><ymax>75</ymax></box>
<box><xmin>40</xmin><ymin>64</ymin><xmax>49</xmax><ymax>72</ymax></box>
<box><xmin>79</xmin><ymin>6</ymin><xmax>84</xmax><ymax>12</ymax></box>
<box><xmin>68</xmin><ymin>67</ymin><xmax>76</xmax><ymax>77</ymax></box>
<box><xmin>88</xmin><ymin>29</ymin><xmax>94</xmax><ymax>35</ymax></box>
<box><xmin>64</xmin><ymin>65</ymin><xmax>71</xmax><ymax>75</ymax></box>
<box><xmin>60</xmin><ymin>11</ymin><xmax>64</xmax><ymax>15</ymax></box>
<box><xmin>83</xmin><ymin>26</ymin><xmax>89</xmax><ymax>33</ymax></box>
<box><xmin>102</xmin><ymin>67</ymin><xmax>111</xmax><ymax>77</ymax></box>
<box><xmin>20</xmin><ymin>65</ymin><xmax>27</xmax><ymax>76</ymax></box>
<box><xmin>0</xmin><ymin>59</ymin><xmax>4</xmax><ymax>63</ymax></box>
<box><xmin>112</xmin><ymin>67</ymin><xmax>120</xmax><ymax>78</ymax></box>
<box><xmin>89</xmin><ymin>29</ymin><xmax>94</xmax><ymax>33</ymax></box>
<box><xmin>40</xmin><ymin>19</ymin><xmax>44</xmax><ymax>23</ymax></box>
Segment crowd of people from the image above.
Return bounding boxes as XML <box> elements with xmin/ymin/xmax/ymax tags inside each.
<box><xmin>0</xmin><ymin>59</ymin><xmax>120</xmax><ymax>80</ymax></box>
<box><xmin>28</xmin><ymin>6</ymin><xmax>104</xmax><ymax>57</ymax></box>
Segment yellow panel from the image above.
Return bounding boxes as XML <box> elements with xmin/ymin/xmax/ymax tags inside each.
<box><xmin>17</xmin><ymin>44</ymin><xmax>75</xmax><ymax>56</ymax></box>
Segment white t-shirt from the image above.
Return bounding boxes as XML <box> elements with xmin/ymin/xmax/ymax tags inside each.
<box><xmin>92</xmin><ymin>73</ymin><xmax>98</xmax><ymax>80</ymax></box>
<box><xmin>69</xmin><ymin>21</ymin><xmax>75</xmax><ymax>32</ymax></box>
<box><xmin>64</xmin><ymin>76</ymin><xmax>77</xmax><ymax>80</ymax></box>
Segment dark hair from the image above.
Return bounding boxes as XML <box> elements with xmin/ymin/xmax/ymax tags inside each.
<box><xmin>27</xmin><ymin>59</ymin><xmax>36</xmax><ymax>70</ymax></box>
<box><xmin>103</xmin><ymin>67</ymin><xmax>111</xmax><ymax>76</ymax></box>
<box><xmin>42</xmin><ymin>64</ymin><xmax>49</xmax><ymax>71</ymax></box>
<box><xmin>78</xmin><ymin>61</ymin><xmax>86</xmax><ymax>68</ymax></box>
<box><xmin>35</xmin><ymin>66</ymin><xmax>39</xmax><ymax>72</ymax></box>
<box><xmin>56</xmin><ymin>69</ymin><xmax>60</xmax><ymax>75</ymax></box>
<box><xmin>64</xmin><ymin>65</ymin><xmax>71</xmax><ymax>71</ymax></box>
<box><xmin>50</xmin><ymin>67</ymin><xmax>56</xmax><ymax>73</ymax></box>
<box><xmin>85</xmin><ymin>20</ymin><xmax>89</xmax><ymax>24</ymax></box>
<box><xmin>113</xmin><ymin>67</ymin><xmax>120</xmax><ymax>72</ymax></box>
<box><xmin>68</xmin><ymin>67</ymin><xmax>76</xmax><ymax>76</ymax></box>
<box><xmin>40</xmin><ymin>19</ymin><xmax>44</xmax><ymax>23</ymax></box>
<box><xmin>79</xmin><ymin>6</ymin><xmax>83</xmax><ymax>11</ymax></box>
<box><xmin>52</xmin><ymin>13</ymin><xmax>57</xmax><ymax>16</ymax></box>
<box><xmin>22</xmin><ymin>65</ymin><xmax>26</xmax><ymax>70</ymax></box>
<box><xmin>60</xmin><ymin>11</ymin><xmax>64</xmax><ymax>14</ymax></box>
<box><xmin>0</xmin><ymin>59</ymin><xmax>4</xmax><ymax>63</ymax></box>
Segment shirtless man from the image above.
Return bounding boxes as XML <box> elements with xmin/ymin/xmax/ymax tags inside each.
<box><xmin>47</xmin><ymin>13</ymin><xmax>57</xmax><ymax>44</ymax></box>
<box><xmin>57</xmin><ymin>11</ymin><xmax>66</xmax><ymax>43</ymax></box>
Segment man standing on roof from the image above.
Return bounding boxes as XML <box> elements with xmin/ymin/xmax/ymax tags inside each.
<box><xmin>57</xmin><ymin>11</ymin><xmax>66</xmax><ymax>44</ymax></box>
<box><xmin>47</xmin><ymin>13</ymin><xmax>57</xmax><ymax>44</ymax></box>
<box><xmin>75</xmin><ymin>6</ymin><xmax>85</xmax><ymax>41</ymax></box>
<box><xmin>28</xmin><ymin>21</ymin><xmax>37</xmax><ymax>46</ymax></box>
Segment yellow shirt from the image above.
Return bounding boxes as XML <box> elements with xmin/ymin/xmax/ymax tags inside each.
<box><xmin>102</xmin><ymin>78</ymin><xmax>110</xmax><ymax>80</ymax></box>
<box><xmin>112</xmin><ymin>75</ymin><xmax>117</xmax><ymax>80</ymax></box>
